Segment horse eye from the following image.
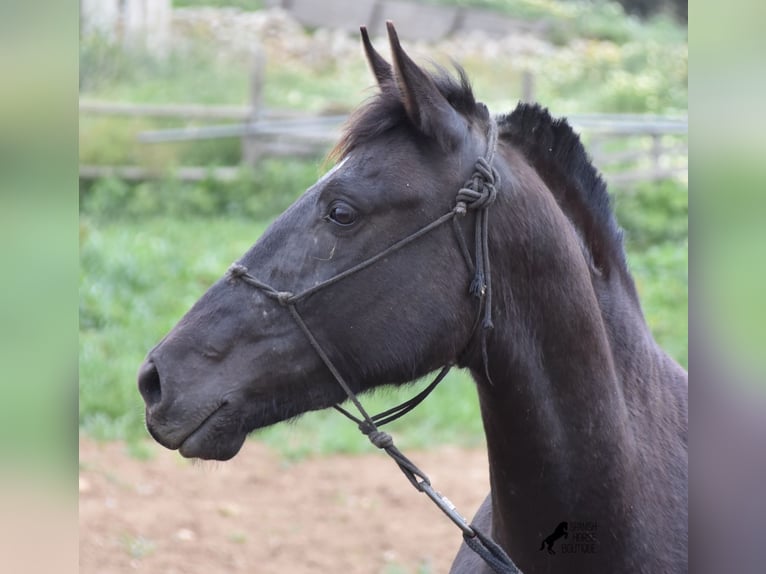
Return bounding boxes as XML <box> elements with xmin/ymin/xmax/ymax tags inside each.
<box><xmin>327</xmin><ymin>203</ymin><xmax>357</xmax><ymax>226</ymax></box>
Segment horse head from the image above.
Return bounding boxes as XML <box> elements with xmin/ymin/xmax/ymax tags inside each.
<box><xmin>138</xmin><ymin>23</ymin><xmax>499</xmax><ymax>461</ymax></box>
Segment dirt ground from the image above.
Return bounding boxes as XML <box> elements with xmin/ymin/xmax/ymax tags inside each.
<box><xmin>79</xmin><ymin>436</ymin><xmax>489</xmax><ymax>573</ymax></box>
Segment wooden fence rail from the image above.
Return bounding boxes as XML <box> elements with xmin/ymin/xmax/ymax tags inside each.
<box><xmin>79</xmin><ymin>99</ymin><xmax>252</xmax><ymax>121</ymax></box>
<box><xmin>80</xmin><ymin>2</ymin><xmax>686</xmax><ymax>187</ymax></box>
<box><xmin>80</xmin><ymin>99</ymin><xmax>687</xmax><ymax>186</ymax></box>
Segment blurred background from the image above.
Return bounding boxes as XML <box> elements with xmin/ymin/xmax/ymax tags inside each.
<box><xmin>77</xmin><ymin>1</ymin><xmax>688</xmax><ymax>572</ymax></box>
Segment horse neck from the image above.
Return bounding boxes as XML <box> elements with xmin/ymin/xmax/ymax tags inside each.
<box><xmin>469</xmin><ymin>152</ymin><xmax>658</xmax><ymax>555</ymax></box>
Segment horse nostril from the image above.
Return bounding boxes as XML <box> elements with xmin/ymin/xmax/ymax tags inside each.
<box><xmin>138</xmin><ymin>360</ymin><xmax>162</xmax><ymax>408</ymax></box>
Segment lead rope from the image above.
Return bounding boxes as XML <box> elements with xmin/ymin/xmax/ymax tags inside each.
<box><xmin>227</xmin><ymin>119</ymin><xmax>521</xmax><ymax>574</ymax></box>
<box><xmin>293</xmin><ymin>302</ymin><xmax>521</xmax><ymax>574</ymax></box>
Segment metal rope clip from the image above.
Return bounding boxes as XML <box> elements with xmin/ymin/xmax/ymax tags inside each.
<box><xmin>419</xmin><ymin>481</ymin><xmax>476</xmax><ymax>537</ymax></box>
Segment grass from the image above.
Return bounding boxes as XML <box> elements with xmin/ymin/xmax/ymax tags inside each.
<box><xmin>79</xmin><ymin>159</ymin><xmax>321</xmax><ymax>220</ymax></box>
<box><xmin>79</xmin><ymin>216</ymin><xmax>263</xmax><ymax>443</ymax></box>
<box><xmin>121</xmin><ymin>535</ymin><xmax>156</xmax><ymax>559</ymax></box>
<box><xmin>381</xmin><ymin>562</ymin><xmax>433</xmax><ymax>574</ymax></box>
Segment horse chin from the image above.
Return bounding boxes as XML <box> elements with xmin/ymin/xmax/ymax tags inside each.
<box><xmin>173</xmin><ymin>392</ymin><xmax>299</xmax><ymax>460</ymax></box>
<box><xmin>169</xmin><ymin>402</ymin><xmax>248</xmax><ymax>460</ymax></box>
<box><xmin>177</xmin><ymin>424</ymin><xmax>247</xmax><ymax>461</ymax></box>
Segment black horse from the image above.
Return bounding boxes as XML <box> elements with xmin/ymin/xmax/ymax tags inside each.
<box><xmin>138</xmin><ymin>23</ymin><xmax>687</xmax><ymax>573</ymax></box>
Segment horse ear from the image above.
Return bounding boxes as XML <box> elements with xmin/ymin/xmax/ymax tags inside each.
<box><xmin>386</xmin><ymin>21</ymin><xmax>463</xmax><ymax>147</ymax></box>
<box><xmin>360</xmin><ymin>26</ymin><xmax>393</xmax><ymax>88</ymax></box>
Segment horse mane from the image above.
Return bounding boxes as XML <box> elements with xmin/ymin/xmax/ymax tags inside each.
<box><xmin>332</xmin><ymin>65</ymin><xmax>628</xmax><ymax>279</ymax></box>
<box><xmin>499</xmin><ymin>103</ymin><xmax>629</xmax><ymax>278</ymax></box>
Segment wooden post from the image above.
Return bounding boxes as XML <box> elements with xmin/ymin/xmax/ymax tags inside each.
<box><xmin>589</xmin><ymin>134</ymin><xmax>605</xmax><ymax>172</ymax></box>
<box><xmin>242</xmin><ymin>45</ymin><xmax>266</xmax><ymax>166</ymax></box>
<box><xmin>521</xmin><ymin>69</ymin><xmax>535</xmax><ymax>103</ymax></box>
<box><xmin>650</xmin><ymin>133</ymin><xmax>662</xmax><ymax>181</ymax></box>
<box><xmin>121</xmin><ymin>0</ymin><xmax>171</xmax><ymax>56</ymax></box>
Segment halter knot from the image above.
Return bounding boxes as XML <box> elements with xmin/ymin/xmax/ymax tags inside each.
<box><xmin>359</xmin><ymin>422</ymin><xmax>394</xmax><ymax>450</ymax></box>
<box><xmin>276</xmin><ymin>291</ymin><xmax>294</xmax><ymax>306</ymax></box>
<box><xmin>455</xmin><ymin>157</ymin><xmax>499</xmax><ymax>214</ymax></box>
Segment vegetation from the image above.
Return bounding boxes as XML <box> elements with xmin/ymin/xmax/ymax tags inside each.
<box><xmin>173</xmin><ymin>0</ymin><xmax>264</xmax><ymax>10</ymax></box>
<box><xmin>80</xmin><ymin>160</ymin><xmax>318</xmax><ymax>221</ymax></box>
<box><xmin>78</xmin><ymin>39</ymin><xmax>686</xmax><ymax>169</ymax></box>
<box><xmin>615</xmin><ymin>181</ymin><xmax>688</xmax><ymax>366</ymax></box>
<box><xmin>457</xmin><ymin>0</ymin><xmax>687</xmax><ymax>27</ymax></box>
<box><xmin>170</xmin><ymin>1</ymin><xmax>686</xmax><ymax>27</ymax></box>
<box><xmin>80</xmin><ymin>0</ymin><xmax>687</xmax><ymax>170</ymax></box>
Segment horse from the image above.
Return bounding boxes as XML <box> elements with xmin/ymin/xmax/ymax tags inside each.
<box><xmin>138</xmin><ymin>23</ymin><xmax>688</xmax><ymax>573</ymax></box>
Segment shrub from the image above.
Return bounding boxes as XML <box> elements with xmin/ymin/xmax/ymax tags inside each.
<box><xmin>613</xmin><ymin>179</ymin><xmax>688</xmax><ymax>250</ymax></box>
<box><xmin>80</xmin><ymin>159</ymin><xmax>322</xmax><ymax>221</ymax></box>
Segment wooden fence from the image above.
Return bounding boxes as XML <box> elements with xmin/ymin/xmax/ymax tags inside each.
<box><xmin>80</xmin><ymin>46</ymin><xmax>686</xmax><ymax>188</ymax></box>
<box><xmin>79</xmin><ymin>96</ymin><xmax>687</xmax><ymax>187</ymax></box>
<box><xmin>80</xmin><ymin>1</ymin><xmax>686</xmax><ymax>188</ymax></box>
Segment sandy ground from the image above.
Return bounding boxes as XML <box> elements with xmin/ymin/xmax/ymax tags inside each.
<box><xmin>79</xmin><ymin>436</ymin><xmax>489</xmax><ymax>573</ymax></box>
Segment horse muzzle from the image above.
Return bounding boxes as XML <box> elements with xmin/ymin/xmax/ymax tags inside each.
<box><xmin>137</xmin><ymin>358</ymin><xmax>247</xmax><ymax>460</ymax></box>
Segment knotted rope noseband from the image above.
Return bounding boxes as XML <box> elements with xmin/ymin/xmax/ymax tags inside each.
<box><xmin>227</xmin><ymin>119</ymin><xmax>522</xmax><ymax>574</ymax></box>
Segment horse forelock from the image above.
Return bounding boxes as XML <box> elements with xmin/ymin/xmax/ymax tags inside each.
<box><xmin>330</xmin><ymin>64</ymin><xmax>484</xmax><ymax>162</ymax></box>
